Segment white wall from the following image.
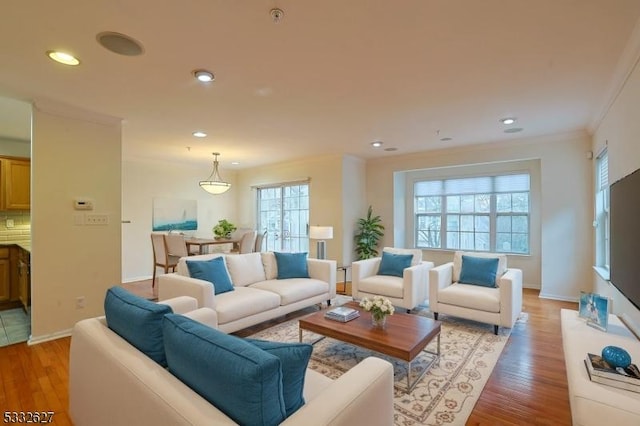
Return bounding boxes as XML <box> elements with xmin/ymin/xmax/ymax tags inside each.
<box><xmin>365</xmin><ymin>132</ymin><xmax>593</xmax><ymax>300</ymax></box>
<box><xmin>341</xmin><ymin>155</ymin><xmax>367</xmax><ymax>277</ymax></box>
<box><xmin>121</xmin><ymin>159</ymin><xmax>237</xmax><ymax>282</ymax></box>
<box><xmin>592</xmin><ymin>51</ymin><xmax>640</xmax><ymax>332</ymax></box>
<box><xmin>0</xmin><ymin>137</ymin><xmax>30</xmax><ymax>157</ymax></box>
<box><xmin>236</xmin><ymin>154</ymin><xmax>350</xmax><ymax>262</ymax></box>
<box><xmin>31</xmin><ymin>100</ymin><xmax>122</xmax><ymax>342</ymax></box>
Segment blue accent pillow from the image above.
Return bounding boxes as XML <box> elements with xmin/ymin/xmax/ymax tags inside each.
<box><xmin>377</xmin><ymin>251</ymin><xmax>413</xmax><ymax>277</ymax></box>
<box><xmin>186</xmin><ymin>257</ymin><xmax>234</xmax><ymax>295</ymax></box>
<box><xmin>104</xmin><ymin>286</ymin><xmax>173</xmax><ymax>366</ymax></box>
<box><xmin>246</xmin><ymin>339</ymin><xmax>312</xmax><ymax>417</ymax></box>
<box><xmin>274</xmin><ymin>252</ymin><xmax>310</xmax><ymax>279</ymax></box>
<box><xmin>163</xmin><ymin>314</ymin><xmax>286</xmax><ymax>426</ymax></box>
<box><xmin>459</xmin><ymin>255</ymin><xmax>499</xmax><ymax>287</ymax></box>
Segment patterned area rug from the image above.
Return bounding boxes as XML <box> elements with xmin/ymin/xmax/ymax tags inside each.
<box><xmin>250</xmin><ymin>303</ymin><xmax>512</xmax><ymax>426</ymax></box>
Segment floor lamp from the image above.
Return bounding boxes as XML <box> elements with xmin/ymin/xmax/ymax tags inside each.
<box><xmin>309</xmin><ymin>226</ymin><xmax>333</xmax><ymax>259</ymax></box>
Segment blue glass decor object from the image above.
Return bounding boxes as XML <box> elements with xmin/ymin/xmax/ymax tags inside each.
<box><xmin>602</xmin><ymin>345</ymin><xmax>632</xmax><ymax>369</ymax></box>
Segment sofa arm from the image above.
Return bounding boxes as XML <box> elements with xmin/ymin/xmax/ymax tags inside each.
<box><xmin>307</xmin><ymin>258</ymin><xmax>337</xmax><ymax>299</ymax></box>
<box><xmin>282</xmin><ymin>357</ymin><xmax>394</xmax><ymax>426</ymax></box>
<box><xmin>157</xmin><ymin>296</ymin><xmax>198</xmax><ymax>314</ymax></box>
<box><xmin>498</xmin><ymin>268</ymin><xmax>523</xmax><ymax>328</ymax></box>
<box><xmin>402</xmin><ymin>261</ymin><xmax>434</xmax><ymax>310</ymax></box>
<box><xmin>428</xmin><ymin>262</ymin><xmax>454</xmax><ymax>307</ymax></box>
<box><xmin>157</xmin><ymin>273</ymin><xmax>216</xmax><ymax>309</ymax></box>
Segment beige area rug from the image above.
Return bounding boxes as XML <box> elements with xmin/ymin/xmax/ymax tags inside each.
<box><xmin>250</xmin><ymin>301</ymin><xmax>513</xmax><ymax>426</ymax></box>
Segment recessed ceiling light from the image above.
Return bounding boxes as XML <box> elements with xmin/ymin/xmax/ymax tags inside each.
<box><xmin>192</xmin><ymin>131</ymin><xmax>207</xmax><ymax>138</ymax></box>
<box><xmin>47</xmin><ymin>50</ymin><xmax>80</xmax><ymax>66</ymax></box>
<box><xmin>504</xmin><ymin>127</ymin><xmax>524</xmax><ymax>133</ymax></box>
<box><xmin>500</xmin><ymin>117</ymin><xmax>517</xmax><ymax>125</ymax></box>
<box><xmin>371</xmin><ymin>141</ymin><xmax>383</xmax><ymax>148</ymax></box>
<box><xmin>194</xmin><ymin>69</ymin><xmax>215</xmax><ymax>83</ymax></box>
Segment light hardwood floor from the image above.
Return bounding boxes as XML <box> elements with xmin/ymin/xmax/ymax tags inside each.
<box><xmin>0</xmin><ymin>284</ymin><xmax>576</xmax><ymax>425</ymax></box>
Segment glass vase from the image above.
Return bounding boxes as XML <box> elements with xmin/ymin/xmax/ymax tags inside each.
<box><xmin>371</xmin><ymin>313</ymin><xmax>387</xmax><ymax>329</ymax></box>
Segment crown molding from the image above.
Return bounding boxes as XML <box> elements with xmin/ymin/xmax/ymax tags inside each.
<box><xmin>588</xmin><ymin>16</ymin><xmax>640</xmax><ymax>133</ymax></box>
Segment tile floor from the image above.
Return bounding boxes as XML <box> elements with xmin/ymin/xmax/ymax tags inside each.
<box><xmin>0</xmin><ymin>307</ymin><xmax>30</xmax><ymax>347</ymax></box>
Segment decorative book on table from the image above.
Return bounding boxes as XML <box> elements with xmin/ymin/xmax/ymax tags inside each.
<box><xmin>325</xmin><ymin>306</ymin><xmax>360</xmax><ymax>322</ymax></box>
<box><xmin>584</xmin><ymin>353</ymin><xmax>640</xmax><ymax>392</ymax></box>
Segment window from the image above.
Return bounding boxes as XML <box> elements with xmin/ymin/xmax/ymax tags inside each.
<box><xmin>257</xmin><ymin>182</ymin><xmax>309</xmax><ymax>252</ymax></box>
<box><xmin>595</xmin><ymin>150</ymin><xmax>609</xmax><ymax>271</ymax></box>
<box><xmin>414</xmin><ymin>173</ymin><xmax>530</xmax><ymax>253</ymax></box>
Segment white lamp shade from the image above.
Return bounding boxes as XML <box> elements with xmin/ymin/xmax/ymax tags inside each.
<box><xmin>309</xmin><ymin>226</ymin><xmax>333</xmax><ymax>240</ymax></box>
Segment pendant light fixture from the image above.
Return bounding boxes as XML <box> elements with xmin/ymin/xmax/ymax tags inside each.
<box><xmin>199</xmin><ymin>152</ymin><xmax>231</xmax><ymax>194</ymax></box>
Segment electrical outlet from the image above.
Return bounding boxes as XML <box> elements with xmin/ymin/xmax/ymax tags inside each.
<box><xmin>5</xmin><ymin>219</ymin><xmax>14</xmax><ymax>228</ymax></box>
<box><xmin>76</xmin><ymin>296</ymin><xmax>85</xmax><ymax>309</ymax></box>
<box><xmin>85</xmin><ymin>214</ymin><xmax>109</xmax><ymax>225</ymax></box>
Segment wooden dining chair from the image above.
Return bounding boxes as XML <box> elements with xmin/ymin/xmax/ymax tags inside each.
<box><xmin>151</xmin><ymin>233</ymin><xmax>188</xmax><ymax>287</ymax></box>
<box><xmin>229</xmin><ymin>230</ymin><xmax>258</xmax><ymax>254</ymax></box>
<box><xmin>254</xmin><ymin>230</ymin><xmax>267</xmax><ymax>252</ymax></box>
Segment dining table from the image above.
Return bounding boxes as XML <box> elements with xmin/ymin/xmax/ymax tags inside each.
<box><xmin>184</xmin><ymin>237</ymin><xmax>240</xmax><ymax>255</ymax></box>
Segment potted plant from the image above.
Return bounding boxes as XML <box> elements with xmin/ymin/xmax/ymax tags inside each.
<box><xmin>213</xmin><ymin>219</ymin><xmax>237</xmax><ymax>239</ymax></box>
<box><xmin>354</xmin><ymin>205</ymin><xmax>385</xmax><ymax>260</ymax></box>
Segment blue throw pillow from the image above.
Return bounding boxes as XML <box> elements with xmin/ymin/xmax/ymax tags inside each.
<box><xmin>186</xmin><ymin>257</ymin><xmax>234</xmax><ymax>295</ymax></box>
<box><xmin>163</xmin><ymin>314</ymin><xmax>286</xmax><ymax>426</ymax></box>
<box><xmin>104</xmin><ymin>286</ymin><xmax>173</xmax><ymax>366</ymax></box>
<box><xmin>458</xmin><ymin>255</ymin><xmax>499</xmax><ymax>287</ymax></box>
<box><xmin>246</xmin><ymin>339</ymin><xmax>312</xmax><ymax>417</ymax></box>
<box><xmin>377</xmin><ymin>251</ymin><xmax>413</xmax><ymax>277</ymax></box>
<box><xmin>274</xmin><ymin>252</ymin><xmax>310</xmax><ymax>279</ymax></box>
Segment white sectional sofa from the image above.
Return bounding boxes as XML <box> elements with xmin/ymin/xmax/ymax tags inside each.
<box><xmin>158</xmin><ymin>252</ymin><xmax>337</xmax><ymax>333</ymax></box>
<box><xmin>69</xmin><ymin>290</ymin><xmax>395</xmax><ymax>426</ymax></box>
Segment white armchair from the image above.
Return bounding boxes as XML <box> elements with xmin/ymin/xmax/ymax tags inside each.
<box><xmin>429</xmin><ymin>251</ymin><xmax>523</xmax><ymax>334</ymax></box>
<box><xmin>352</xmin><ymin>248</ymin><xmax>434</xmax><ymax>312</ymax></box>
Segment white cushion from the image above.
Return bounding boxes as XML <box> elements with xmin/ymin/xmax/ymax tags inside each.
<box><xmin>438</xmin><ymin>283</ymin><xmax>501</xmax><ymax>313</ymax></box>
<box><xmin>261</xmin><ymin>252</ymin><xmax>278</xmax><ymax>280</ymax></box>
<box><xmin>214</xmin><ymin>287</ymin><xmax>280</xmax><ymax>324</ymax></box>
<box><xmin>250</xmin><ymin>278</ymin><xmax>329</xmax><ymax>305</ymax></box>
<box><xmin>357</xmin><ymin>275</ymin><xmax>404</xmax><ymax>299</ymax></box>
<box><xmin>224</xmin><ymin>253</ymin><xmax>266</xmax><ymax>287</ymax></box>
<box><xmin>383</xmin><ymin>247</ymin><xmax>422</xmax><ymax>266</ymax></box>
<box><xmin>452</xmin><ymin>251</ymin><xmax>507</xmax><ymax>286</ymax></box>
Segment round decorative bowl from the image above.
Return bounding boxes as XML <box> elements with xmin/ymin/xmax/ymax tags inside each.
<box><xmin>602</xmin><ymin>345</ymin><xmax>632</xmax><ymax>369</ymax></box>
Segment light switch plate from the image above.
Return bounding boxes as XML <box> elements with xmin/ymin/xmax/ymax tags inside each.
<box><xmin>6</xmin><ymin>219</ymin><xmax>14</xmax><ymax>228</ymax></box>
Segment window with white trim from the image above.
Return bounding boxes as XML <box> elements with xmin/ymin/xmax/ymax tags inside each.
<box><xmin>595</xmin><ymin>150</ymin><xmax>609</xmax><ymax>271</ymax></box>
<box><xmin>414</xmin><ymin>173</ymin><xmax>530</xmax><ymax>253</ymax></box>
<box><xmin>257</xmin><ymin>183</ymin><xmax>309</xmax><ymax>252</ymax></box>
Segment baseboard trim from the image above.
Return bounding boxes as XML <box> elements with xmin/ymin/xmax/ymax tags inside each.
<box><xmin>29</xmin><ymin>328</ymin><xmax>73</xmax><ymax>346</ymax></box>
<box><xmin>538</xmin><ymin>292</ymin><xmax>577</xmax><ymax>303</ymax></box>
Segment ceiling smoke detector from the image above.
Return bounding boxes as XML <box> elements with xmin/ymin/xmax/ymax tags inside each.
<box><xmin>270</xmin><ymin>8</ymin><xmax>284</xmax><ymax>23</ymax></box>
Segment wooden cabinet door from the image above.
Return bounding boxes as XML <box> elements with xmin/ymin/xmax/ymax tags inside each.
<box><xmin>0</xmin><ymin>258</ymin><xmax>11</xmax><ymax>302</ymax></box>
<box><xmin>4</xmin><ymin>159</ymin><xmax>30</xmax><ymax>210</ymax></box>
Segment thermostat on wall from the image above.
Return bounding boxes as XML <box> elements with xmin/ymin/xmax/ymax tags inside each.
<box><xmin>74</xmin><ymin>198</ymin><xmax>94</xmax><ymax>210</ymax></box>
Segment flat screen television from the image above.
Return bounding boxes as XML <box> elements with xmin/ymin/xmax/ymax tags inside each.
<box><xmin>610</xmin><ymin>167</ymin><xmax>640</xmax><ymax>311</ymax></box>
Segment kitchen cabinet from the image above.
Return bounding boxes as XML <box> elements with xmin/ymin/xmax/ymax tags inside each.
<box><xmin>17</xmin><ymin>247</ymin><xmax>30</xmax><ymax>311</ymax></box>
<box><xmin>0</xmin><ymin>247</ymin><xmax>11</xmax><ymax>302</ymax></box>
<box><xmin>1</xmin><ymin>157</ymin><xmax>30</xmax><ymax>210</ymax></box>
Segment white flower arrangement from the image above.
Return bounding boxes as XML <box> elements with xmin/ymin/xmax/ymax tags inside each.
<box><xmin>359</xmin><ymin>295</ymin><xmax>395</xmax><ymax>322</ymax></box>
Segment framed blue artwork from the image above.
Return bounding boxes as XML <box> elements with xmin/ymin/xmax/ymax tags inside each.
<box><xmin>152</xmin><ymin>197</ymin><xmax>197</xmax><ymax>231</ymax></box>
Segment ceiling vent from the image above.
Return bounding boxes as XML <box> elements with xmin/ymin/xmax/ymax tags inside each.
<box><xmin>97</xmin><ymin>32</ymin><xmax>144</xmax><ymax>56</ymax></box>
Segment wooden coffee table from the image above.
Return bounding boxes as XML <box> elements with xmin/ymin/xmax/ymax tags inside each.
<box><xmin>299</xmin><ymin>301</ymin><xmax>441</xmax><ymax>393</ymax></box>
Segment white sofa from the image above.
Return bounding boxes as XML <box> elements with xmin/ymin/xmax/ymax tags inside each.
<box><xmin>561</xmin><ymin>309</ymin><xmax>640</xmax><ymax>426</ymax></box>
<box><xmin>69</xmin><ymin>304</ymin><xmax>395</xmax><ymax>426</ymax></box>
<box><xmin>429</xmin><ymin>251</ymin><xmax>522</xmax><ymax>334</ymax></box>
<box><xmin>158</xmin><ymin>252</ymin><xmax>337</xmax><ymax>333</ymax></box>
<box><xmin>352</xmin><ymin>247</ymin><xmax>434</xmax><ymax>312</ymax></box>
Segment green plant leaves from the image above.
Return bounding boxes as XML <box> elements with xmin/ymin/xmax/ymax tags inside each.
<box><xmin>354</xmin><ymin>205</ymin><xmax>385</xmax><ymax>260</ymax></box>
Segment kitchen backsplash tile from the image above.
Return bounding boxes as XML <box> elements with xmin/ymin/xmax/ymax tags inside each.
<box><xmin>0</xmin><ymin>212</ymin><xmax>30</xmax><ymax>243</ymax></box>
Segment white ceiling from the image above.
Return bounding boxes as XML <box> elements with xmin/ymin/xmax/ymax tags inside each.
<box><xmin>1</xmin><ymin>1</ymin><xmax>639</xmax><ymax>169</ymax></box>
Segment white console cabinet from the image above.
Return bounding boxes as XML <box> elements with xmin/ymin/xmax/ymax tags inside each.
<box><xmin>561</xmin><ymin>309</ymin><xmax>640</xmax><ymax>425</ymax></box>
